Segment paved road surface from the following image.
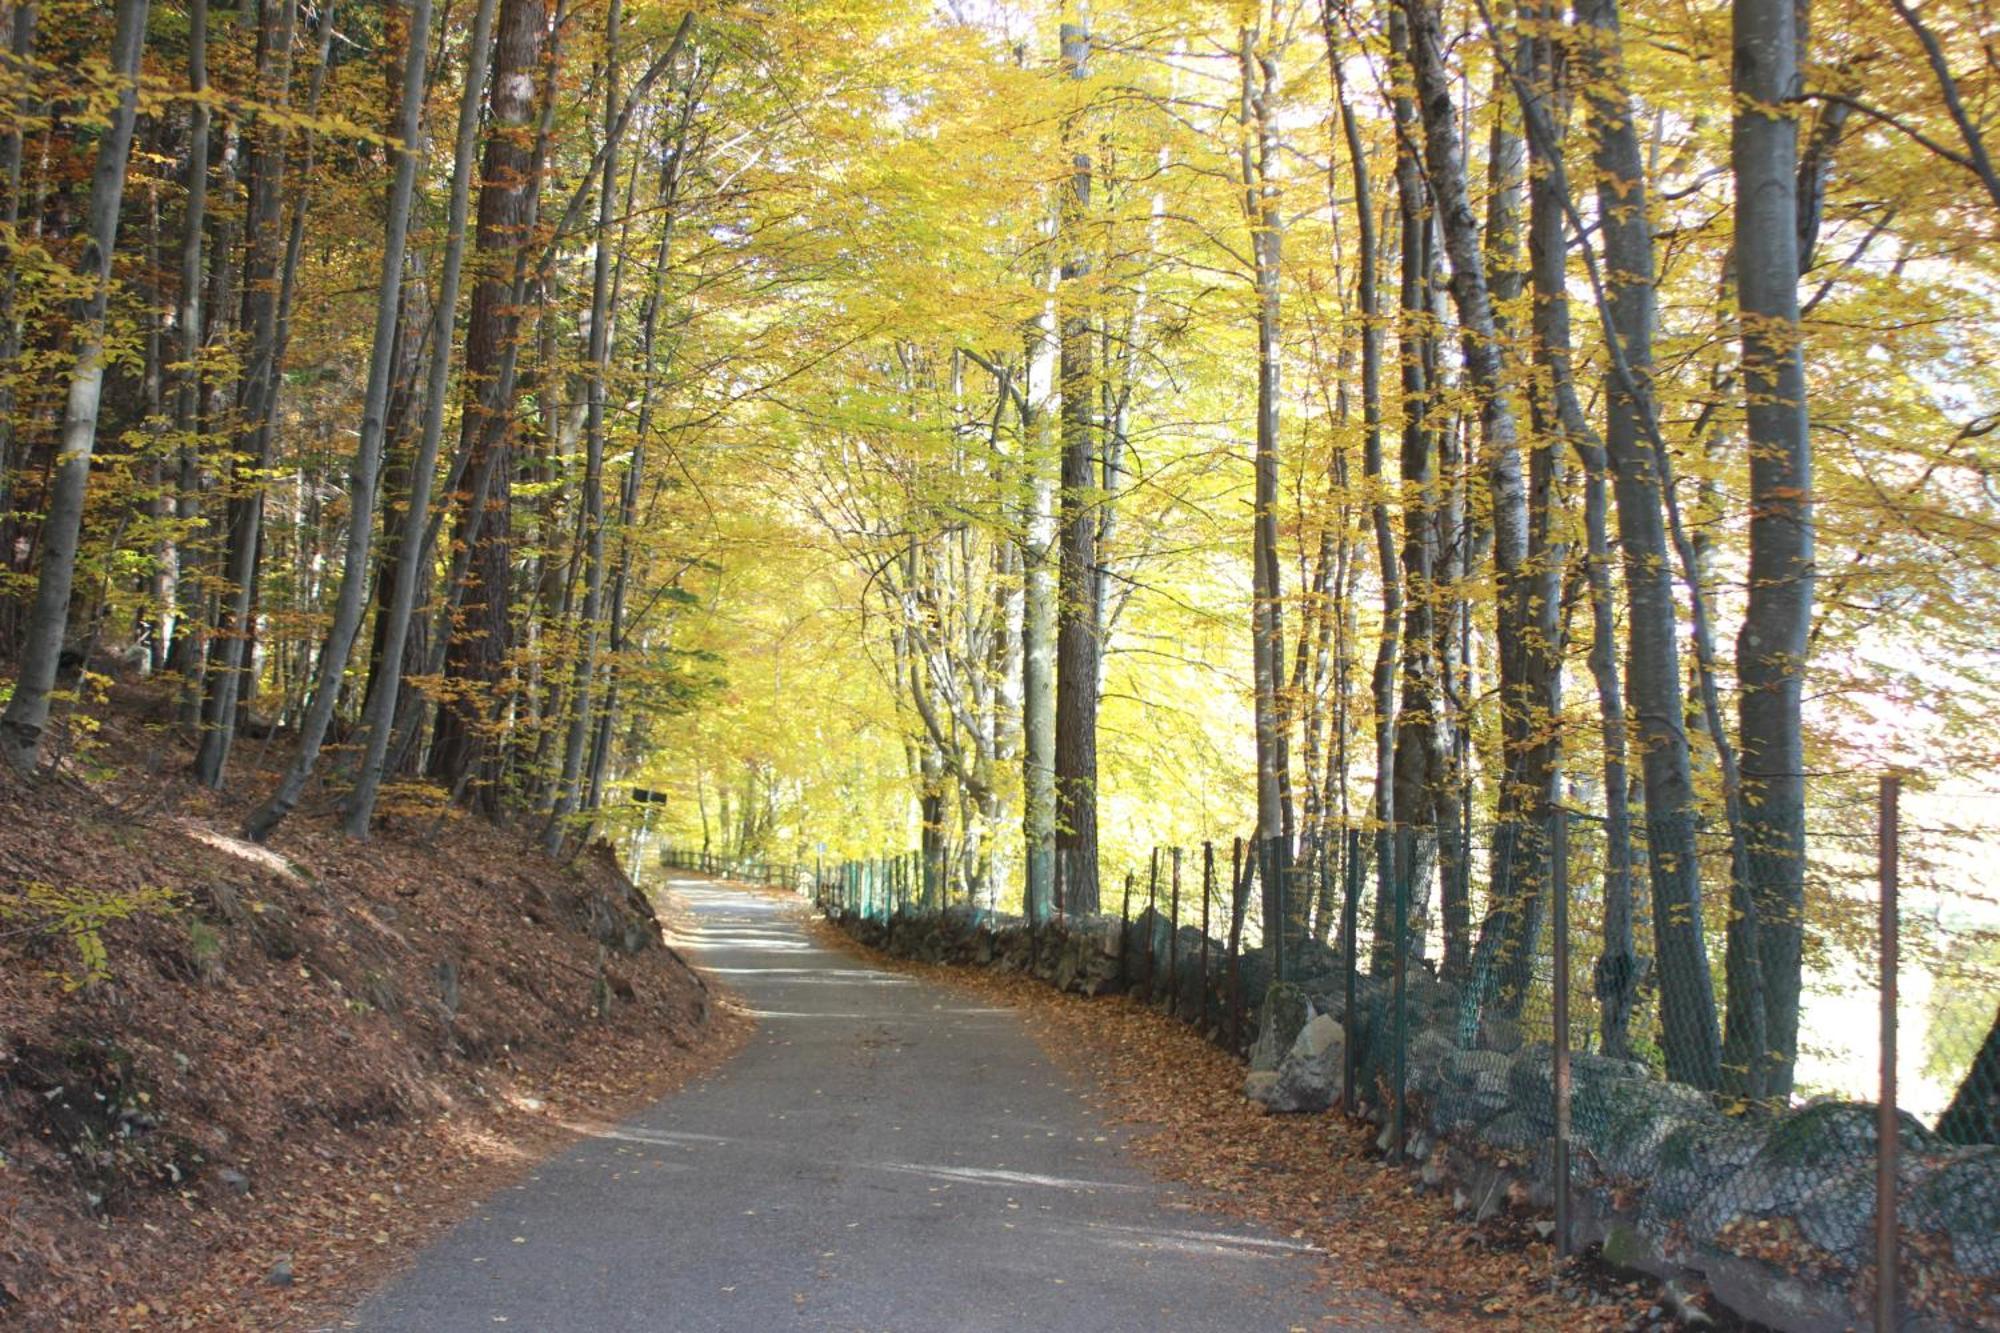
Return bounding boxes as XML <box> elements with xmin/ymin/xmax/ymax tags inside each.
<box><xmin>345</xmin><ymin>875</ymin><xmax>1400</xmax><ymax>1332</ymax></box>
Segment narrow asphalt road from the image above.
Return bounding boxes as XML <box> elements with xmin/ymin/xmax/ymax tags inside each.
<box><xmin>345</xmin><ymin>874</ymin><xmax>1400</xmax><ymax>1332</ymax></box>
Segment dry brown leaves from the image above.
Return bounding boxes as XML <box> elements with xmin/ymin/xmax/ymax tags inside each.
<box><xmin>0</xmin><ymin>681</ymin><xmax>750</xmax><ymax>1330</ymax></box>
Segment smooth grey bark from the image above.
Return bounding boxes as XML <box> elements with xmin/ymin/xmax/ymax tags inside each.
<box><xmin>1731</xmin><ymin>0</ymin><xmax>1813</xmax><ymax>1100</ymax></box>
<box><xmin>1053</xmin><ymin>20</ymin><xmax>1099</xmax><ymax>914</ymax></box>
<box><xmin>1022</xmin><ymin>280</ymin><xmax>1058</xmax><ymax>921</ymax></box>
<box><xmin>1400</xmin><ymin>0</ymin><xmax>1551</xmax><ymax>1011</ymax></box>
<box><xmin>1518</xmin><ymin>26</ymin><xmax>1640</xmax><ymax>1053</ymax></box>
<box><xmin>0</xmin><ymin>2</ymin><xmax>39</xmax><ymax>544</ymax></box>
<box><xmin>162</xmin><ymin>0</ymin><xmax>209</xmax><ymax>668</ymax></box>
<box><xmin>193</xmin><ymin>0</ymin><xmax>303</xmax><ymax>789</ymax></box>
<box><xmin>546</xmin><ymin>0</ymin><xmax>624</xmax><ymax>852</ymax></box>
<box><xmin>1560</xmin><ymin>0</ymin><xmax>1723</xmax><ymax>1088</ymax></box>
<box><xmin>169</xmin><ymin>124</ymin><xmax>240</xmax><ymax>723</ymax></box>
<box><xmin>1327</xmin><ymin>23</ymin><xmax>1399</xmax><ymax>971</ymax></box>
<box><xmin>583</xmin><ymin>76</ymin><xmax>695</xmax><ymax>831</ymax></box>
<box><xmin>1240</xmin><ymin>23</ymin><xmax>1290</xmax><ymax>954</ymax></box>
<box><xmin>1373</xmin><ymin>6</ymin><xmax>1435</xmax><ymax>972</ymax></box>
<box><xmin>345</xmin><ymin>0</ymin><xmax>501</xmax><ymax>837</ymax></box>
<box><xmin>0</xmin><ymin>0</ymin><xmax>149</xmax><ymax>772</ymax></box>
<box><xmin>245</xmin><ymin>0</ymin><xmax>434</xmax><ymax>840</ymax></box>
<box><xmin>1464</xmin><ymin>24</ymin><xmax>1567</xmax><ymax>1016</ymax></box>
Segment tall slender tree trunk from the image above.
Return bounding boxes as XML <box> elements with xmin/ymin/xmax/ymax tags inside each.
<box><xmin>547</xmin><ymin>0</ymin><xmax>625</xmax><ymax>851</ymax></box>
<box><xmin>1327</xmin><ymin>17</ymin><xmax>1399</xmax><ymax>972</ymax></box>
<box><xmin>1730</xmin><ymin>0</ymin><xmax>1813</xmax><ymax>1101</ymax></box>
<box><xmin>246</xmin><ymin>0</ymin><xmax>434</xmax><ymax>840</ymax></box>
<box><xmin>0</xmin><ymin>0</ymin><xmax>150</xmax><ymax>772</ymax></box>
<box><xmin>1053</xmin><ymin>20</ymin><xmax>1099</xmax><ymax>914</ymax></box>
<box><xmin>1513</xmin><ymin>4</ymin><xmax>1641</xmax><ymax>1056</ymax></box>
<box><xmin>0</xmin><ymin>1</ymin><xmax>38</xmax><ymax>540</ymax></box>
<box><xmin>1241</xmin><ymin>22</ymin><xmax>1290</xmax><ymax>957</ymax></box>
<box><xmin>1022</xmin><ymin>283</ymin><xmax>1058</xmax><ymax>920</ymax></box>
<box><xmin>429</xmin><ymin>0</ymin><xmax>550</xmax><ymax>807</ymax></box>
<box><xmin>1569</xmin><ymin>0</ymin><xmax>1724</xmax><ymax>1088</ymax></box>
<box><xmin>346</xmin><ymin>0</ymin><xmax>502</xmax><ymax>836</ymax></box>
<box><xmin>158</xmin><ymin>0</ymin><xmax>209</xmax><ymax>672</ymax></box>
<box><xmin>193</xmin><ymin>0</ymin><xmax>301</xmax><ymax>788</ymax></box>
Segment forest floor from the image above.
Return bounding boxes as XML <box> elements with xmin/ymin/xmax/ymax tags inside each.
<box><xmin>810</xmin><ymin>920</ymin><xmax>1734</xmax><ymax>1332</ymax></box>
<box><xmin>0</xmin><ymin>678</ymin><xmax>746</xmax><ymax>1329</ymax></box>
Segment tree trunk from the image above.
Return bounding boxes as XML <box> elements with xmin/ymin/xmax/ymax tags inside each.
<box><xmin>1022</xmin><ymin>288</ymin><xmax>1058</xmax><ymax>920</ymax></box>
<box><xmin>428</xmin><ymin>0</ymin><xmax>550</xmax><ymax>806</ymax></box>
<box><xmin>0</xmin><ymin>0</ymin><xmax>149</xmax><ymax>772</ymax></box>
<box><xmin>0</xmin><ymin>1</ymin><xmax>39</xmax><ymax>547</ymax></box>
<box><xmin>1937</xmin><ymin>1005</ymin><xmax>2000</xmax><ymax>1146</ymax></box>
<box><xmin>1516</xmin><ymin>12</ymin><xmax>1642</xmax><ymax>1054</ymax></box>
<box><xmin>1053</xmin><ymin>20</ymin><xmax>1099</xmax><ymax>914</ymax></box>
<box><xmin>1327</xmin><ymin>16</ymin><xmax>1399</xmax><ymax>974</ymax></box>
<box><xmin>1730</xmin><ymin>0</ymin><xmax>1814</xmax><ymax>1102</ymax></box>
<box><xmin>1570</xmin><ymin>0</ymin><xmax>1724</xmax><ymax>1088</ymax></box>
<box><xmin>193</xmin><ymin>0</ymin><xmax>302</xmax><ymax>789</ymax></box>
<box><xmin>1241</xmin><ymin>24</ymin><xmax>1290</xmax><ymax>958</ymax></box>
<box><xmin>546</xmin><ymin>0</ymin><xmax>625</xmax><ymax>851</ymax></box>
<box><xmin>246</xmin><ymin>0</ymin><xmax>433</xmax><ymax>840</ymax></box>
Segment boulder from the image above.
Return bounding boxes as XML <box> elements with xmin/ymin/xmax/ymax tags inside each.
<box><xmin>1574</xmin><ymin>1074</ymin><xmax>1719</xmax><ymax>1183</ymax></box>
<box><xmin>1906</xmin><ymin>1144</ymin><xmax>2000</xmax><ymax>1278</ymax></box>
<box><xmin>1680</xmin><ymin>1102</ymin><xmax>1942</xmax><ymax>1258</ymax></box>
<box><xmin>1248</xmin><ymin>981</ymin><xmax>1314</xmax><ymax>1074</ymax></box>
<box><xmin>1265</xmin><ymin>1014</ymin><xmax>1346</xmax><ymax>1113</ymax></box>
<box><xmin>1432</xmin><ymin>1048</ymin><xmax>1512</xmax><ymax>1135</ymax></box>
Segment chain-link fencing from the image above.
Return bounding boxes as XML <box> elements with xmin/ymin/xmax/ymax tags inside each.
<box><xmin>667</xmin><ymin>777</ymin><xmax>1999</xmax><ymax>1328</ymax></box>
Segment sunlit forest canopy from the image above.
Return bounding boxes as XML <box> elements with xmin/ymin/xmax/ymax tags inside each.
<box><xmin>2</xmin><ymin>0</ymin><xmax>1998</xmax><ymax>1118</ymax></box>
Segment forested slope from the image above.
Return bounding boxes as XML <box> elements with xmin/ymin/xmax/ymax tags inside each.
<box><xmin>0</xmin><ymin>677</ymin><xmax>718</xmax><ymax>1328</ymax></box>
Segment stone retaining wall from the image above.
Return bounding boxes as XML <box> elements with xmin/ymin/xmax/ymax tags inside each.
<box><xmin>824</xmin><ymin>903</ymin><xmax>1998</xmax><ymax>1331</ymax></box>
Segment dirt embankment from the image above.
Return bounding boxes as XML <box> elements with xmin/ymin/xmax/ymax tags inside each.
<box><xmin>0</xmin><ymin>681</ymin><xmax>738</xmax><ymax>1329</ymax></box>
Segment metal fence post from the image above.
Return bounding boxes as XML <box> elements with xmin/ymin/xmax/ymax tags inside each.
<box><xmin>1119</xmin><ymin>870</ymin><xmax>1133</xmax><ymax>989</ymax></box>
<box><xmin>1552</xmin><ymin>805</ymin><xmax>1572</xmax><ymax>1259</ymax></box>
<box><xmin>1169</xmin><ymin>847</ymin><xmax>1183</xmax><ymax>1019</ymax></box>
<box><xmin>1276</xmin><ymin>838</ymin><xmax>1287</xmax><ymax>987</ymax></box>
<box><xmin>1391</xmin><ymin>863</ymin><xmax>1408</xmax><ymax>1163</ymax></box>
<box><xmin>1878</xmin><ymin>774</ymin><xmax>1901</xmax><ymax>1333</ymax></box>
<box><xmin>1341</xmin><ymin>827</ymin><xmax>1362</xmax><ymax>1114</ymax></box>
<box><xmin>1228</xmin><ymin>837</ymin><xmax>1247</xmax><ymax>1047</ymax></box>
<box><xmin>1144</xmin><ymin>848</ymin><xmax>1160</xmax><ymax>1004</ymax></box>
<box><xmin>1201</xmin><ymin>842</ymin><xmax>1214</xmax><ymax>1030</ymax></box>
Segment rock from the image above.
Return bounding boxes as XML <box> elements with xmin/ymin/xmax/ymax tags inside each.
<box><xmin>1244</xmin><ymin>1069</ymin><xmax>1281</xmax><ymax>1107</ymax></box>
<box><xmin>1266</xmin><ymin>1014</ymin><xmax>1345</xmax><ymax>1113</ymax></box>
<box><xmin>217</xmin><ymin>1168</ymin><xmax>250</xmax><ymax>1196</ymax></box>
<box><xmin>1904</xmin><ymin>1143</ymin><xmax>2000</xmax><ymax>1277</ymax></box>
<box><xmin>1684</xmin><ymin>1101</ymin><xmax>1943</xmax><ymax>1256</ymax></box>
<box><xmin>1248</xmin><ymin>982</ymin><xmax>1314</xmax><ymax>1073</ymax></box>
<box><xmin>435</xmin><ymin>958</ymin><xmax>461</xmax><ymax>1020</ymax></box>
<box><xmin>266</xmin><ymin>1256</ymin><xmax>293</xmax><ymax>1287</ymax></box>
<box><xmin>1575</xmin><ymin>1074</ymin><xmax>1719</xmax><ymax>1182</ymax></box>
<box><xmin>1478</xmin><ymin>1014</ymin><xmax>1523</xmax><ymax>1054</ymax></box>
<box><xmin>1599</xmin><ymin>1222</ymin><xmax>1654</xmax><ymax>1274</ymax></box>
<box><xmin>1477</xmin><ymin>1110</ymin><xmax>1544</xmax><ymax>1158</ymax></box>
<box><xmin>1640</xmin><ymin>1120</ymin><xmax>1766</xmax><ymax>1233</ymax></box>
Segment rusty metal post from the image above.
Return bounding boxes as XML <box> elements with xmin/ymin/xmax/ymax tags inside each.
<box><xmin>1552</xmin><ymin>805</ymin><xmax>1572</xmax><ymax>1259</ymax></box>
<box><xmin>1341</xmin><ymin>827</ymin><xmax>1362</xmax><ymax>1113</ymax></box>
<box><xmin>1168</xmin><ymin>847</ymin><xmax>1182</xmax><ymax>1018</ymax></box>
<box><xmin>1201</xmin><ymin>842</ymin><xmax>1214</xmax><ymax>1030</ymax></box>
<box><xmin>1119</xmin><ymin>869</ymin><xmax>1133</xmax><ymax>989</ymax></box>
<box><xmin>1144</xmin><ymin>847</ymin><xmax>1160</xmax><ymax>1004</ymax></box>
<box><xmin>1228</xmin><ymin>836</ymin><xmax>1247</xmax><ymax>1046</ymax></box>
<box><xmin>1878</xmin><ymin>774</ymin><xmax>1901</xmax><ymax>1333</ymax></box>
